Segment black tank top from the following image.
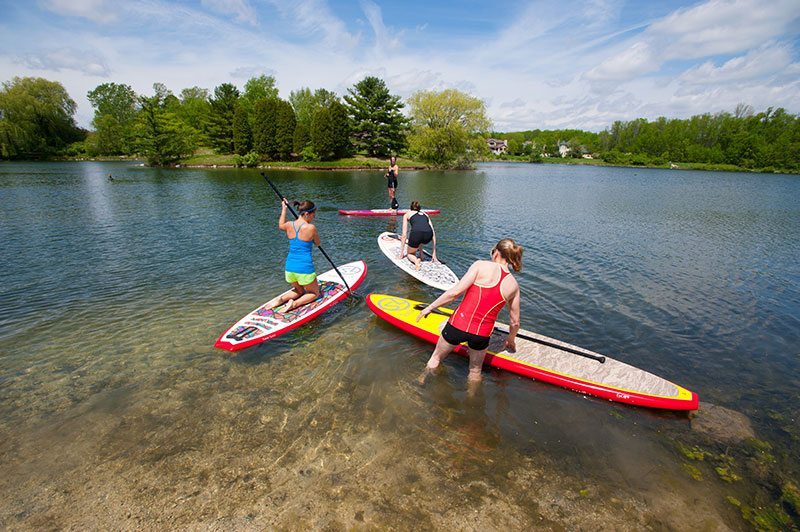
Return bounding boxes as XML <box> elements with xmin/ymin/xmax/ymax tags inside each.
<box><xmin>409</xmin><ymin>211</ymin><xmax>432</xmax><ymax>232</ymax></box>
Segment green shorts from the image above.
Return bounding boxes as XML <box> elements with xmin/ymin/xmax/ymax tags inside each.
<box><xmin>285</xmin><ymin>271</ymin><xmax>317</xmax><ymax>285</ymax></box>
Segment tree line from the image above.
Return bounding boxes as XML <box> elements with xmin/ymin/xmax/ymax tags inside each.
<box><xmin>1</xmin><ymin>75</ymin><xmax>798</xmax><ymax>170</ymax></box>
<box><xmin>492</xmin><ymin>104</ymin><xmax>800</xmax><ymax>171</ymax></box>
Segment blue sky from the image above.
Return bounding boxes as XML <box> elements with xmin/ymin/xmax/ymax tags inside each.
<box><xmin>1</xmin><ymin>0</ymin><xmax>799</xmax><ymax>131</ymax></box>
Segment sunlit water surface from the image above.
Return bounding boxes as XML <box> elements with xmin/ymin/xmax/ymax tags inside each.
<box><xmin>1</xmin><ymin>161</ymin><xmax>798</xmax><ymax>529</ymax></box>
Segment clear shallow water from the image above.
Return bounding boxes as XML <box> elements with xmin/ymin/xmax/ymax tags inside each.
<box><xmin>1</xmin><ymin>161</ymin><xmax>798</xmax><ymax>528</ymax></box>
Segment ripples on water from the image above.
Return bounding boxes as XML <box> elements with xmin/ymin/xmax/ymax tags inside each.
<box><xmin>0</xmin><ymin>161</ymin><xmax>798</xmax><ymax>528</ymax></box>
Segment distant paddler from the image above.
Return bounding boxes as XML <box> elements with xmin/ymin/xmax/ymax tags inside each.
<box><xmin>265</xmin><ymin>199</ymin><xmax>321</xmax><ymax>312</ymax></box>
<box><xmin>399</xmin><ymin>200</ymin><xmax>438</xmax><ymax>270</ymax></box>
<box><xmin>385</xmin><ymin>155</ymin><xmax>399</xmax><ymax>211</ymax></box>
<box><xmin>417</xmin><ymin>239</ymin><xmax>523</xmax><ymax>386</ymax></box>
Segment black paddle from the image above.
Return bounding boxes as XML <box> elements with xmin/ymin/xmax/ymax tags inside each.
<box><xmin>262</xmin><ymin>172</ymin><xmax>352</xmax><ymax>294</ymax></box>
<box><xmin>413</xmin><ymin>303</ymin><xmax>606</xmax><ymax>363</ymax></box>
<box><xmin>387</xmin><ymin>233</ymin><xmax>446</xmax><ymax>265</ymax></box>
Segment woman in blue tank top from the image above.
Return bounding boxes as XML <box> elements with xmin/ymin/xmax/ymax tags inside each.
<box><xmin>265</xmin><ymin>199</ymin><xmax>321</xmax><ymax>312</ymax></box>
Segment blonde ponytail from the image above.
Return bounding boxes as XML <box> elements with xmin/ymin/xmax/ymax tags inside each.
<box><xmin>494</xmin><ymin>238</ymin><xmax>523</xmax><ymax>272</ymax></box>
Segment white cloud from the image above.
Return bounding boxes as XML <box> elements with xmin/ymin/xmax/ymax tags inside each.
<box><xmin>16</xmin><ymin>48</ymin><xmax>111</xmax><ymax>77</ymax></box>
<box><xmin>230</xmin><ymin>66</ymin><xmax>277</xmax><ymax>79</ymax></box>
<box><xmin>360</xmin><ymin>0</ymin><xmax>401</xmax><ymax>54</ymax></box>
<box><xmin>678</xmin><ymin>43</ymin><xmax>795</xmax><ymax>85</ymax></box>
<box><xmin>200</xmin><ymin>0</ymin><xmax>257</xmax><ymax>24</ymax></box>
<box><xmin>651</xmin><ymin>0</ymin><xmax>800</xmax><ymax>60</ymax></box>
<box><xmin>585</xmin><ymin>41</ymin><xmax>658</xmax><ymax>81</ymax></box>
<box><xmin>266</xmin><ymin>0</ymin><xmax>360</xmax><ymax>50</ymax></box>
<box><xmin>40</xmin><ymin>0</ymin><xmax>118</xmax><ymax>23</ymax></box>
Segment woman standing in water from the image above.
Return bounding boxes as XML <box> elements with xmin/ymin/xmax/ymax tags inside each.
<box><xmin>266</xmin><ymin>199</ymin><xmax>320</xmax><ymax>312</ymax></box>
<box><xmin>399</xmin><ymin>200</ymin><xmax>438</xmax><ymax>270</ymax></box>
<box><xmin>417</xmin><ymin>239</ymin><xmax>523</xmax><ymax>385</ymax></box>
<box><xmin>386</xmin><ymin>156</ymin><xmax>399</xmax><ymax>210</ymax></box>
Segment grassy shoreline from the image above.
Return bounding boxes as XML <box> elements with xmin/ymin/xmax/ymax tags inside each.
<box><xmin>488</xmin><ymin>156</ymin><xmax>799</xmax><ymax>174</ymax></box>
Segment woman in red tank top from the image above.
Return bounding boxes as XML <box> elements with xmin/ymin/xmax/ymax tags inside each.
<box><xmin>417</xmin><ymin>239</ymin><xmax>523</xmax><ymax>386</ymax></box>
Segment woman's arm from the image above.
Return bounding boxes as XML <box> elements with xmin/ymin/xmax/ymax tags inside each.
<box><xmin>416</xmin><ymin>262</ymin><xmax>479</xmax><ymax>321</ymax></box>
<box><xmin>278</xmin><ymin>200</ymin><xmax>289</xmax><ymax>231</ymax></box>
<box><xmin>504</xmin><ymin>286</ymin><xmax>521</xmax><ymax>351</ymax></box>
<box><xmin>399</xmin><ymin>214</ymin><xmax>409</xmax><ymax>257</ymax></box>
<box><xmin>429</xmin><ymin>216</ymin><xmax>438</xmax><ymax>261</ymax></box>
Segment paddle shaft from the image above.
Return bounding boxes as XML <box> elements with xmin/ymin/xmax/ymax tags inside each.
<box><xmin>262</xmin><ymin>173</ymin><xmax>352</xmax><ymax>293</ymax></box>
<box><xmin>413</xmin><ymin>304</ymin><xmax>606</xmax><ymax>364</ymax></box>
<box><xmin>388</xmin><ymin>233</ymin><xmax>444</xmax><ymax>264</ymax></box>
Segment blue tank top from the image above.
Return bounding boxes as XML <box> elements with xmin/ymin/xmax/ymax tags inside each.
<box><xmin>285</xmin><ymin>221</ymin><xmax>315</xmax><ymax>274</ymax></box>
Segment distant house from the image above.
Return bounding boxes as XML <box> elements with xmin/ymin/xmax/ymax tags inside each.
<box><xmin>487</xmin><ymin>138</ymin><xmax>508</xmax><ymax>155</ymax></box>
<box><xmin>558</xmin><ymin>143</ymin><xmax>570</xmax><ymax>158</ymax></box>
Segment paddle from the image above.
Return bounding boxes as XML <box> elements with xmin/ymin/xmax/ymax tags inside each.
<box><xmin>261</xmin><ymin>172</ymin><xmax>352</xmax><ymax>294</ymax></box>
<box><xmin>387</xmin><ymin>233</ymin><xmax>446</xmax><ymax>265</ymax></box>
<box><xmin>413</xmin><ymin>303</ymin><xmax>606</xmax><ymax>363</ymax></box>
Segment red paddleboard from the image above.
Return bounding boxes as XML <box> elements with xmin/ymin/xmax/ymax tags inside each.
<box><xmin>367</xmin><ymin>293</ymin><xmax>698</xmax><ymax>411</ymax></box>
<box><xmin>214</xmin><ymin>261</ymin><xmax>367</xmax><ymax>351</ymax></box>
<box><xmin>338</xmin><ymin>208</ymin><xmax>441</xmax><ymax>216</ymax></box>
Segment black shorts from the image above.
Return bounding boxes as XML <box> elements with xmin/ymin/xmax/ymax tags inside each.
<box><xmin>387</xmin><ymin>178</ymin><xmax>397</xmax><ymax>189</ymax></box>
<box><xmin>441</xmin><ymin>322</ymin><xmax>491</xmax><ymax>351</ymax></box>
<box><xmin>407</xmin><ymin>230</ymin><xmax>433</xmax><ymax>248</ymax></box>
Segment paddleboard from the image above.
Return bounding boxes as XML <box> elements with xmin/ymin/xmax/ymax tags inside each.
<box><xmin>338</xmin><ymin>208</ymin><xmax>441</xmax><ymax>216</ymax></box>
<box><xmin>366</xmin><ymin>293</ymin><xmax>699</xmax><ymax>411</ymax></box>
<box><xmin>214</xmin><ymin>261</ymin><xmax>367</xmax><ymax>351</ymax></box>
<box><xmin>377</xmin><ymin>232</ymin><xmax>458</xmax><ymax>291</ymax></box>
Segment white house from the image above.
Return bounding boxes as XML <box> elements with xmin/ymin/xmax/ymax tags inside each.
<box><xmin>486</xmin><ymin>138</ymin><xmax>508</xmax><ymax>155</ymax></box>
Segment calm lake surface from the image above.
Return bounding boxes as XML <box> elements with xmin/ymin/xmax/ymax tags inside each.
<box><xmin>1</xmin><ymin>161</ymin><xmax>798</xmax><ymax>529</ymax></box>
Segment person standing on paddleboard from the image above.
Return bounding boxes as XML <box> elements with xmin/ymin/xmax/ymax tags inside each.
<box><xmin>386</xmin><ymin>156</ymin><xmax>399</xmax><ymax>211</ymax></box>
<box><xmin>416</xmin><ymin>238</ymin><xmax>522</xmax><ymax>385</ymax></box>
<box><xmin>266</xmin><ymin>199</ymin><xmax>321</xmax><ymax>312</ymax></box>
<box><xmin>399</xmin><ymin>200</ymin><xmax>438</xmax><ymax>270</ymax></box>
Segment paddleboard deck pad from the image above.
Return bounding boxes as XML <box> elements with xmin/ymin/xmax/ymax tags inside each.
<box><xmin>366</xmin><ymin>293</ymin><xmax>698</xmax><ymax>411</ymax></box>
<box><xmin>338</xmin><ymin>209</ymin><xmax>440</xmax><ymax>216</ymax></box>
<box><xmin>215</xmin><ymin>261</ymin><xmax>367</xmax><ymax>351</ymax></box>
<box><xmin>378</xmin><ymin>232</ymin><xmax>458</xmax><ymax>291</ymax></box>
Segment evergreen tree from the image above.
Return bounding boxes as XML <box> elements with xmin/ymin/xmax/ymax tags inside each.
<box><xmin>252</xmin><ymin>98</ymin><xmax>279</xmax><ymax>159</ymax></box>
<box><xmin>311</xmin><ymin>100</ymin><xmax>351</xmax><ymax>161</ymax></box>
<box><xmin>274</xmin><ymin>99</ymin><xmax>296</xmax><ymax>160</ymax></box>
<box><xmin>232</xmin><ymin>102</ymin><xmax>252</xmax><ymax>155</ymax></box>
<box><xmin>343</xmin><ymin>76</ymin><xmax>408</xmax><ymax>157</ymax></box>
<box><xmin>206</xmin><ymin>83</ymin><xmax>240</xmax><ymax>154</ymax></box>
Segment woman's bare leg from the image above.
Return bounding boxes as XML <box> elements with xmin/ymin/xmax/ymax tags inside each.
<box><xmin>418</xmin><ymin>336</ymin><xmax>457</xmax><ymax>385</ymax></box>
<box><xmin>281</xmin><ymin>278</ymin><xmax>320</xmax><ymax>311</ymax></box>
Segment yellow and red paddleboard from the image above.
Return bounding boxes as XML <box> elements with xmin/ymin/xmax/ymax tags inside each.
<box><xmin>367</xmin><ymin>293</ymin><xmax>698</xmax><ymax>411</ymax></box>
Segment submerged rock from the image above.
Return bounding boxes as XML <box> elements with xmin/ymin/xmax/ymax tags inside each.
<box><xmin>690</xmin><ymin>402</ymin><xmax>756</xmax><ymax>443</ymax></box>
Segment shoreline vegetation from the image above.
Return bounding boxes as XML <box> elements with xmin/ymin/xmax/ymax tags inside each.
<box><xmin>2</xmin><ymin>76</ymin><xmax>798</xmax><ymax>173</ymax></box>
<box><xmin>48</xmin><ymin>152</ymin><xmax>798</xmax><ymax>175</ymax></box>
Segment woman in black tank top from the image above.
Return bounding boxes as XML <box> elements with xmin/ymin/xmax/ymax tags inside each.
<box><xmin>400</xmin><ymin>200</ymin><xmax>438</xmax><ymax>270</ymax></box>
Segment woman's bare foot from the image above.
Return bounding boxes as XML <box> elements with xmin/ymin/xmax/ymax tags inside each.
<box><xmin>417</xmin><ymin>367</ymin><xmax>435</xmax><ymax>385</ymax></box>
<box><xmin>279</xmin><ymin>299</ymin><xmax>295</xmax><ymax>312</ymax></box>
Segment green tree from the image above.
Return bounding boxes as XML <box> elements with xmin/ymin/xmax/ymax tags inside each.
<box><xmin>175</xmin><ymin>86</ymin><xmax>211</xmax><ymax>141</ymax></box>
<box><xmin>344</xmin><ymin>76</ymin><xmax>407</xmax><ymax>157</ymax></box>
<box><xmin>0</xmin><ymin>76</ymin><xmax>84</xmax><ymax>158</ymax></box>
<box><xmin>274</xmin><ymin>99</ymin><xmax>296</xmax><ymax>160</ymax></box>
<box><xmin>86</xmin><ymin>82</ymin><xmax>138</xmax><ymax>155</ymax></box>
<box><xmin>290</xmin><ymin>87</ymin><xmax>340</xmax><ymax>153</ymax></box>
<box><xmin>406</xmin><ymin>88</ymin><xmax>490</xmax><ymax>168</ymax></box>
<box><xmin>134</xmin><ymin>83</ymin><xmax>197</xmax><ymax>165</ymax></box>
<box><xmin>206</xmin><ymin>83</ymin><xmax>240</xmax><ymax>154</ymax></box>
<box><xmin>252</xmin><ymin>98</ymin><xmax>279</xmax><ymax>159</ymax></box>
<box><xmin>311</xmin><ymin>100</ymin><xmax>351</xmax><ymax>160</ymax></box>
<box><xmin>232</xmin><ymin>102</ymin><xmax>252</xmax><ymax>155</ymax></box>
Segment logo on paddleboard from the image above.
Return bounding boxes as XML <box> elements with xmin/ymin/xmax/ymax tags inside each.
<box><xmin>376</xmin><ymin>297</ymin><xmax>410</xmax><ymax>313</ymax></box>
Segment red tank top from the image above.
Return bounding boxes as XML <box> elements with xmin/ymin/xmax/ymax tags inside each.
<box><xmin>449</xmin><ymin>265</ymin><xmax>510</xmax><ymax>337</ymax></box>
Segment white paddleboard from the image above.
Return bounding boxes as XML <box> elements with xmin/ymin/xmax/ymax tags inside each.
<box><xmin>214</xmin><ymin>260</ymin><xmax>368</xmax><ymax>351</ymax></box>
<box><xmin>378</xmin><ymin>232</ymin><xmax>458</xmax><ymax>291</ymax></box>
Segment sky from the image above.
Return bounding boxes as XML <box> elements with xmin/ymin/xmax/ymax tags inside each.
<box><xmin>1</xmin><ymin>0</ymin><xmax>799</xmax><ymax>132</ymax></box>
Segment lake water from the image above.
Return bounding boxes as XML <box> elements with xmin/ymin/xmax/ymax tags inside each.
<box><xmin>1</xmin><ymin>161</ymin><xmax>798</xmax><ymax>529</ymax></box>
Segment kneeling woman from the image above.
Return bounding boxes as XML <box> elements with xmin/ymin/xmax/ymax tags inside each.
<box><xmin>416</xmin><ymin>239</ymin><xmax>523</xmax><ymax>384</ymax></box>
<box><xmin>400</xmin><ymin>201</ymin><xmax>438</xmax><ymax>269</ymax></box>
<box><xmin>267</xmin><ymin>199</ymin><xmax>321</xmax><ymax>312</ymax></box>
